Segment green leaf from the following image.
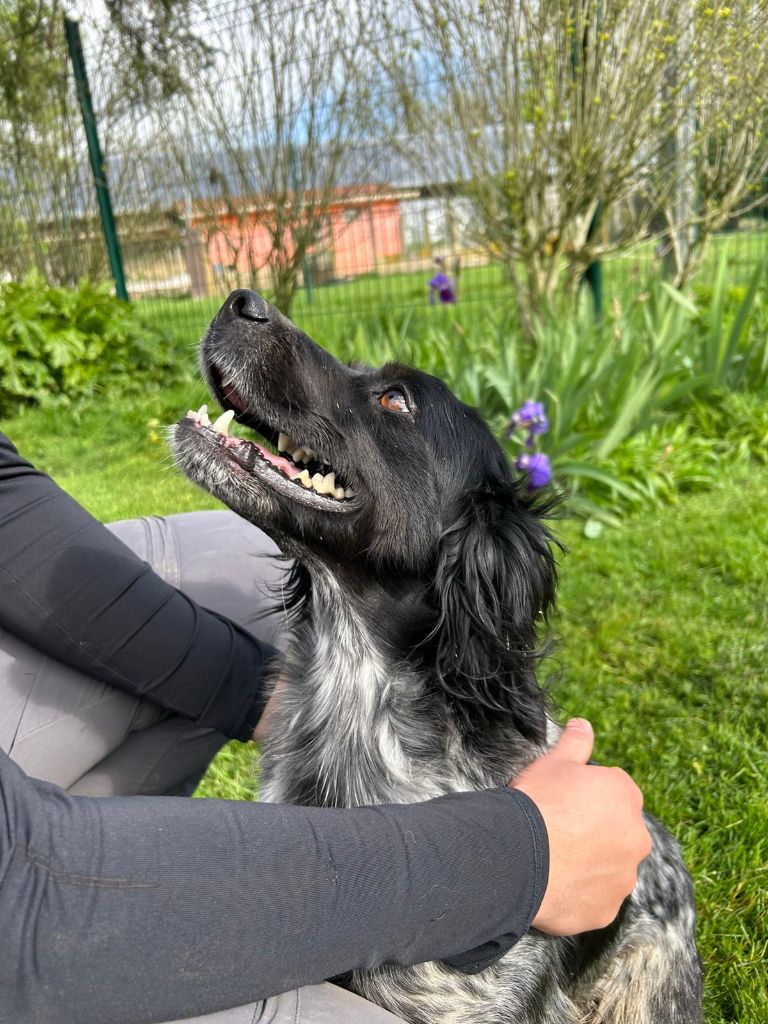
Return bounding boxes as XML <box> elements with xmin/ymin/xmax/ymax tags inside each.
<box><xmin>724</xmin><ymin>257</ymin><xmax>766</xmax><ymax>385</ymax></box>
<box><xmin>556</xmin><ymin>460</ymin><xmax>645</xmax><ymax>503</ymax></box>
<box><xmin>661</xmin><ymin>282</ymin><xmax>699</xmax><ymax>317</ymax></box>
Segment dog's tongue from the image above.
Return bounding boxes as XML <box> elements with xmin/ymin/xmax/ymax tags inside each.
<box><xmin>224</xmin><ymin>434</ymin><xmax>299</xmax><ymax>476</ymax></box>
<box><xmin>251</xmin><ymin>441</ymin><xmax>300</xmax><ymax>477</ymax></box>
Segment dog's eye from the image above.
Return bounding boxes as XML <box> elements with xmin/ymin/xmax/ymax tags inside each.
<box><xmin>379</xmin><ymin>389</ymin><xmax>410</xmax><ymax>413</ymax></box>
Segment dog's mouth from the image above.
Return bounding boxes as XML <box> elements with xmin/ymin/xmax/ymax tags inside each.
<box><xmin>177</xmin><ymin>363</ymin><xmax>355</xmax><ymax>505</ymax></box>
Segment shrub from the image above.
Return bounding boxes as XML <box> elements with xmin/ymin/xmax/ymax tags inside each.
<box><xmin>567</xmin><ymin>420</ymin><xmax>722</xmax><ymax>524</ymax></box>
<box><xmin>687</xmin><ymin>252</ymin><xmax>768</xmax><ymax>393</ymax></box>
<box><xmin>0</xmin><ymin>276</ymin><xmax>186</xmax><ymax>414</ymax></box>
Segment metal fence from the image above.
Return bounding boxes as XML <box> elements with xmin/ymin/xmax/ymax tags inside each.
<box><xmin>2</xmin><ymin>0</ymin><xmax>767</xmax><ymax>349</ymax></box>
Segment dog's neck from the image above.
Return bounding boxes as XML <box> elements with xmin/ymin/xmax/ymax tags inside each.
<box><xmin>260</xmin><ymin>563</ymin><xmax>540</xmax><ymax>808</ymax></box>
<box><xmin>260</xmin><ymin>566</ymin><xmax>467</xmax><ymax>806</ymax></box>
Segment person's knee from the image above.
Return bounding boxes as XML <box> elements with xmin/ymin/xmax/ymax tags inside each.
<box><xmin>108</xmin><ymin>511</ymin><xmax>291</xmax><ymax>646</ymax></box>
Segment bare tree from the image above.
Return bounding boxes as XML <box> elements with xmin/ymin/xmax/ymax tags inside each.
<box><xmin>0</xmin><ymin>0</ymin><xmax>214</xmax><ymax>286</ymax></box>
<box><xmin>0</xmin><ymin>0</ymin><xmax>78</xmax><ymax>283</ymax></box>
<box><xmin>659</xmin><ymin>0</ymin><xmax>768</xmax><ymax>284</ymax></box>
<box><xmin>167</xmin><ymin>0</ymin><xmax>375</xmax><ymax>315</ymax></box>
<box><xmin>369</xmin><ymin>0</ymin><xmax>768</xmax><ymax>330</ymax></box>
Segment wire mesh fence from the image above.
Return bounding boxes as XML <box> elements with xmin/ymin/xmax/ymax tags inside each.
<box><xmin>2</xmin><ymin>0</ymin><xmax>767</xmax><ymax>350</ymax></box>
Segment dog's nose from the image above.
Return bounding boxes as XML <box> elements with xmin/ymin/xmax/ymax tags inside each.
<box><xmin>224</xmin><ymin>289</ymin><xmax>271</xmax><ymax>323</ymax></box>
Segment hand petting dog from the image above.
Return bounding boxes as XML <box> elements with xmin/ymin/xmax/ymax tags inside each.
<box><xmin>513</xmin><ymin>718</ymin><xmax>652</xmax><ymax>936</ymax></box>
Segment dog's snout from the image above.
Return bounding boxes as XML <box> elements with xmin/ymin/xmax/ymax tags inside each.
<box><xmin>226</xmin><ymin>289</ymin><xmax>271</xmax><ymax>323</ymax></box>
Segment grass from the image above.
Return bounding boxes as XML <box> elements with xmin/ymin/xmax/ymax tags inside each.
<box><xmin>3</xmin><ymin>386</ymin><xmax>765</xmax><ymax>1022</ymax></box>
<box><xmin>4</xmin><ymin>378</ymin><xmax>217</xmax><ymax>522</ymax></box>
<box><xmin>138</xmin><ymin>260</ymin><xmax>509</xmax><ymax>353</ymax></box>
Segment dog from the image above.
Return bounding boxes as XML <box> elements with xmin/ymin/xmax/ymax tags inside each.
<box><xmin>172</xmin><ymin>289</ymin><xmax>703</xmax><ymax>1024</ymax></box>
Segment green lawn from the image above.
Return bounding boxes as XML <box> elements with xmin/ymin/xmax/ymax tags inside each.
<box><xmin>3</xmin><ymin>388</ymin><xmax>766</xmax><ymax>1023</ymax></box>
<box><xmin>138</xmin><ymin>260</ymin><xmax>509</xmax><ymax>353</ymax></box>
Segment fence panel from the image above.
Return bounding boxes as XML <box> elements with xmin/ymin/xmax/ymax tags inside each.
<box><xmin>1</xmin><ymin>1</ymin><xmax>766</xmax><ymax>349</ymax></box>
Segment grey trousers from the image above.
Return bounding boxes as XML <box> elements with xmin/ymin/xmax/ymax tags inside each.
<box><xmin>0</xmin><ymin>510</ymin><xmax>403</xmax><ymax>1024</ymax></box>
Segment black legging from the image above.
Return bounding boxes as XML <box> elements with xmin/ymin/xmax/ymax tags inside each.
<box><xmin>0</xmin><ymin>432</ymin><xmax>278</xmax><ymax>741</ymax></box>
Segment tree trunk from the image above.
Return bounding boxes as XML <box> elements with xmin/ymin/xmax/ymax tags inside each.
<box><xmin>272</xmin><ymin>265</ymin><xmax>298</xmax><ymax>317</ymax></box>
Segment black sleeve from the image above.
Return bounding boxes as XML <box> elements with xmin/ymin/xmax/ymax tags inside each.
<box><xmin>0</xmin><ymin>751</ymin><xmax>548</xmax><ymax>1024</ymax></box>
<box><xmin>0</xmin><ymin>431</ymin><xmax>276</xmax><ymax>741</ymax></box>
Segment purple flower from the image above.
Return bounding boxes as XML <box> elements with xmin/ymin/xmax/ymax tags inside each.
<box><xmin>428</xmin><ymin>272</ymin><xmax>456</xmax><ymax>305</ymax></box>
<box><xmin>515</xmin><ymin>451</ymin><xmax>552</xmax><ymax>490</ymax></box>
<box><xmin>505</xmin><ymin>400</ymin><xmax>549</xmax><ymax>439</ymax></box>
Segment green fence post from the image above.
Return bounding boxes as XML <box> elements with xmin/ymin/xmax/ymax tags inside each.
<box><xmin>64</xmin><ymin>15</ymin><xmax>128</xmax><ymax>301</ymax></box>
<box><xmin>583</xmin><ymin>200</ymin><xmax>603</xmax><ymax>320</ymax></box>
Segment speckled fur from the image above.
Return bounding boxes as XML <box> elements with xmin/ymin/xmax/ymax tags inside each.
<box><xmin>172</xmin><ymin>292</ymin><xmax>703</xmax><ymax>1024</ymax></box>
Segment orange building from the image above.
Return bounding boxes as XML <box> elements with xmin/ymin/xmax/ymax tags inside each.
<box><xmin>201</xmin><ymin>186</ymin><xmax>405</xmax><ymax>286</ymax></box>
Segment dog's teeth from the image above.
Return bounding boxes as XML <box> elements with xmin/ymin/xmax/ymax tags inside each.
<box><xmin>280</xmin><ymin>433</ymin><xmax>301</xmax><ymax>454</ymax></box>
<box><xmin>344</xmin><ymin>488</ymin><xmax>354</xmax><ymax>498</ymax></box>
<box><xmin>212</xmin><ymin>410</ymin><xmax>235</xmax><ymax>435</ymax></box>
<box><xmin>297</xmin><ymin>468</ymin><xmax>346</xmax><ymax>498</ymax></box>
<box><xmin>291</xmin><ymin>446</ymin><xmax>316</xmax><ymax>465</ymax></box>
<box><xmin>311</xmin><ymin>472</ymin><xmax>336</xmax><ymax>495</ymax></box>
<box><xmin>186</xmin><ymin>404</ymin><xmax>211</xmax><ymax>428</ymax></box>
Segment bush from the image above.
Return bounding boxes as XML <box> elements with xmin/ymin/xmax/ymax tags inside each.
<box><xmin>0</xmin><ymin>276</ymin><xmax>186</xmax><ymax>414</ymax></box>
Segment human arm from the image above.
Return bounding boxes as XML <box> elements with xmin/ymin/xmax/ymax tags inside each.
<box><xmin>0</xmin><ymin>431</ymin><xmax>276</xmax><ymax>742</ymax></box>
<box><xmin>0</xmin><ymin>750</ymin><xmax>548</xmax><ymax>1024</ymax></box>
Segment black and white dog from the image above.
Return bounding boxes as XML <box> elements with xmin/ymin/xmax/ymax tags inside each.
<box><xmin>172</xmin><ymin>290</ymin><xmax>703</xmax><ymax>1024</ymax></box>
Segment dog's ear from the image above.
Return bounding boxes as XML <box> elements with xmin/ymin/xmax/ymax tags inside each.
<box><xmin>430</xmin><ymin>486</ymin><xmax>557</xmax><ymax>742</ymax></box>
<box><xmin>264</xmin><ymin>557</ymin><xmax>312</xmax><ymax>624</ymax></box>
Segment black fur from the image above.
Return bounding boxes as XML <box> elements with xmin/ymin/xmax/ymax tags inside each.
<box><xmin>171</xmin><ymin>290</ymin><xmax>703</xmax><ymax>1024</ymax></box>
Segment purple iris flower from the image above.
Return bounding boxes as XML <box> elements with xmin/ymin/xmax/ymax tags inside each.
<box><xmin>505</xmin><ymin>400</ymin><xmax>549</xmax><ymax>441</ymax></box>
<box><xmin>428</xmin><ymin>272</ymin><xmax>456</xmax><ymax>305</ymax></box>
<box><xmin>515</xmin><ymin>451</ymin><xmax>553</xmax><ymax>490</ymax></box>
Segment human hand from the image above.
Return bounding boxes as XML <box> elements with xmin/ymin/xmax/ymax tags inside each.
<box><xmin>251</xmin><ymin>670</ymin><xmax>287</xmax><ymax>743</ymax></box>
<box><xmin>511</xmin><ymin>718</ymin><xmax>652</xmax><ymax>936</ymax></box>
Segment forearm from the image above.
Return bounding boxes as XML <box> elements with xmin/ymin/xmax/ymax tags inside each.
<box><xmin>0</xmin><ymin>750</ymin><xmax>547</xmax><ymax>1024</ymax></box>
<box><xmin>0</xmin><ymin>432</ymin><xmax>275</xmax><ymax>740</ymax></box>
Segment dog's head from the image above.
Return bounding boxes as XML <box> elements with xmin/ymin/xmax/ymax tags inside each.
<box><xmin>172</xmin><ymin>290</ymin><xmax>557</xmax><ymax>738</ymax></box>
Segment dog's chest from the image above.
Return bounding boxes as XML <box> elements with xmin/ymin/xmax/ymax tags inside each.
<box><xmin>259</xmin><ymin>619</ymin><xmax>540</xmax><ymax>809</ymax></box>
<box><xmin>264</xmin><ymin>659</ymin><xmax>454</xmax><ymax>811</ymax></box>
<box><xmin>259</xmin><ymin>614</ymin><xmax>492</xmax><ymax>807</ymax></box>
